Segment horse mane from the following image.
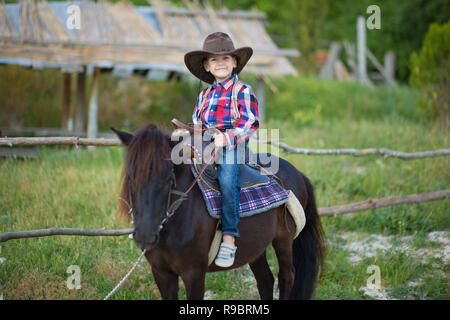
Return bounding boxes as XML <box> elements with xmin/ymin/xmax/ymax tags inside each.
<box><xmin>118</xmin><ymin>123</ymin><xmax>172</xmax><ymax>220</ymax></box>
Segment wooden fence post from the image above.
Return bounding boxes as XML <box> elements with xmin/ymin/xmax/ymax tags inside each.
<box><xmin>384</xmin><ymin>51</ymin><xmax>395</xmax><ymax>85</ymax></box>
<box><xmin>75</xmin><ymin>67</ymin><xmax>86</xmax><ymax>134</ymax></box>
<box><xmin>256</xmin><ymin>75</ymin><xmax>265</xmax><ymax>125</ymax></box>
<box><xmin>61</xmin><ymin>73</ymin><xmax>71</xmax><ymax>130</ymax></box>
<box><xmin>357</xmin><ymin>16</ymin><xmax>368</xmax><ymax>85</ymax></box>
<box><xmin>87</xmin><ymin>67</ymin><xmax>101</xmax><ymax>144</ymax></box>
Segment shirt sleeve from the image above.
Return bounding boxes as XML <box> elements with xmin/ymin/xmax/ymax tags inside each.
<box><xmin>224</xmin><ymin>84</ymin><xmax>259</xmax><ymax>150</ymax></box>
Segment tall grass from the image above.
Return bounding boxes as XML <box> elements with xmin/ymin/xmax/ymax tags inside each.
<box><xmin>265</xmin><ymin>75</ymin><xmax>424</xmax><ymax>126</ymax></box>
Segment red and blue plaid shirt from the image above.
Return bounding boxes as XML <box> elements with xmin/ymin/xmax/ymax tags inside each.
<box><xmin>192</xmin><ymin>73</ymin><xmax>259</xmax><ymax>149</ymax></box>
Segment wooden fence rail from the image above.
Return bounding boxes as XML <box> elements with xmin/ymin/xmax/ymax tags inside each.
<box><xmin>1</xmin><ymin>189</ymin><xmax>448</xmax><ymax>242</ymax></box>
<box><xmin>0</xmin><ymin>227</ymin><xmax>133</xmax><ymax>243</ymax></box>
<box><xmin>1</xmin><ymin>137</ymin><xmax>449</xmax><ymax>160</ymax></box>
<box><xmin>261</xmin><ymin>139</ymin><xmax>450</xmax><ymax>160</ymax></box>
<box><xmin>0</xmin><ymin>137</ymin><xmax>121</xmax><ymax>147</ymax></box>
<box><xmin>318</xmin><ymin>189</ymin><xmax>450</xmax><ymax>217</ymax></box>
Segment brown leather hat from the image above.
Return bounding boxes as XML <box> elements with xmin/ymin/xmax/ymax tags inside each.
<box><xmin>184</xmin><ymin>32</ymin><xmax>253</xmax><ymax>84</ymax></box>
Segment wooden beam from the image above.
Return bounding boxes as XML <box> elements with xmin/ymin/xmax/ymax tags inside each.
<box><xmin>1</xmin><ymin>190</ymin><xmax>449</xmax><ymax>242</ymax></box>
<box><xmin>256</xmin><ymin>75</ymin><xmax>266</xmax><ymax>124</ymax></box>
<box><xmin>162</xmin><ymin>7</ymin><xmax>267</xmax><ymax>20</ymax></box>
<box><xmin>253</xmin><ymin>139</ymin><xmax>450</xmax><ymax>160</ymax></box>
<box><xmin>319</xmin><ymin>42</ymin><xmax>341</xmax><ymax>79</ymax></box>
<box><xmin>343</xmin><ymin>41</ymin><xmax>357</xmax><ymax>76</ymax></box>
<box><xmin>2</xmin><ymin>138</ymin><xmax>450</xmax><ymax>161</ymax></box>
<box><xmin>0</xmin><ymin>137</ymin><xmax>122</xmax><ymax>147</ymax></box>
<box><xmin>61</xmin><ymin>72</ymin><xmax>71</xmax><ymax>129</ymax></box>
<box><xmin>0</xmin><ymin>38</ymin><xmax>299</xmax><ymax>57</ymax></box>
<box><xmin>366</xmin><ymin>49</ymin><xmax>395</xmax><ymax>85</ymax></box>
<box><xmin>0</xmin><ymin>227</ymin><xmax>134</xmax><ymax>243</ymax></box>
<box><xmin>384</xmin><ymin>51</ymin><xmax>395</xmax><ymax>84</ymax></box>
<box><xmin>87</xmin><ymin>67</ymin><xmax>100</xmax><ymax>141</ymax></box>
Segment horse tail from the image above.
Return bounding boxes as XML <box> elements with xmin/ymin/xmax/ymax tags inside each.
<box><xmin>290</xmin><ymin>174</ymin><xmax>327</xmax><ymax>299</ymax></box>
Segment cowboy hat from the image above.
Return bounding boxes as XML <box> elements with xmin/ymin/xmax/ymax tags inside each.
<box><xmin>184</xmin><ymin>32</ymin><xmax>253</xmax><ymax>84</ymax></box>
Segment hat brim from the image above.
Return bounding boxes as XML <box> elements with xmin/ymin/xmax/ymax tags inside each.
<box><xmin>184</xmin><ymin>47</ymin><xmax>253</xmax><ymax>84</ymax></box>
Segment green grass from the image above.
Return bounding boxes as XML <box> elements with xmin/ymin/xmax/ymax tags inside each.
<box><xmin>1</xmin><ymin>77</ymin><xmax>449</xmax><ymax>300</ymax></box>
<box><xmin>268</xmin><ymin>117</ymin><xmax>450</xmax><ymax>236</ymax></box>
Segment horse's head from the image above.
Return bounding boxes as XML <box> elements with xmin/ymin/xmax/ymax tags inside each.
<box><xmin>112</xmin><ymin>124</ymin><xmax>177</xmax><ymax>251</ymax></box>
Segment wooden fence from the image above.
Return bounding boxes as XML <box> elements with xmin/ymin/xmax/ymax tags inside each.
<box><xmin>1</xmin><ymin>137</ymin><xmax>450</xmax><ymax>160</ymax></box>
<box><xmin>0</xmin><ymin>135</ymin><xmax>448</xmax><ymax>242</ymax></box>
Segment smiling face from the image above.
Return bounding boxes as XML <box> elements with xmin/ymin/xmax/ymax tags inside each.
<box><xmin>203</xmin><ymin>54</ymin><xmax>238</xmax><ymax>83</ymax></box>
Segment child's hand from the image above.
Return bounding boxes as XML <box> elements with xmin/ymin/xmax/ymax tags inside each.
<box><xmin>213</xmin><ymin>132</ymin><xmax>227</xmax><ymax>147</ymax></box>
<box><xmin>171</xmin><ymin>129</ymin><xmax>188</xmax><ymax>139</ymax></box>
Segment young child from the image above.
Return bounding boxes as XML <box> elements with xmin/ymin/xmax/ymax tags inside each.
<box><xmin>184</xmin><ymin>32</ymin><xmax>259</xmax><ymax>267</ymax></box>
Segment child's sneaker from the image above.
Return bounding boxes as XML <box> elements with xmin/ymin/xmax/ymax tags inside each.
<box><xmin>215</xmin><ymin>242</ymin><xmax>237</xmax><ymax>268</ymax></box>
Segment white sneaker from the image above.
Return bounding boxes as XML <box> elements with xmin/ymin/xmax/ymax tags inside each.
<box><xmin>214</xmin><ymin>242</ymin><xmax>237</xmax><ymax>268</ymax></box>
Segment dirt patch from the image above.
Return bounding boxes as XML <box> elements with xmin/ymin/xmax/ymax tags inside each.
<box><xmin>0</xmin><ymin>271</ymin><xmax>101</xmax><ymax>300</ymax></box>
<box><xmin>340</xmin><ymin>231</ymin><xmax>449</xmax><ymax>265</ymax></box>
<box><xmin>337</xmin><ymin>231</ymin><xmax>449</xmax><ymax>300</ymax></box>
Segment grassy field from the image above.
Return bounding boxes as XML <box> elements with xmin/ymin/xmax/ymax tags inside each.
<box><xmin>0</xmin><ymin>78</ymin><xmax>449</xmax><ymax>300</ymax></box>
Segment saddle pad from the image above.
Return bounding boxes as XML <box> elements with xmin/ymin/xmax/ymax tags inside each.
<box><xmin>192</xmin><ymin>159</ymin><xmax>270</xmax><ymax>191</ymax></box>
<box><xmin>191</xmin><ymin>162</ymin><xmax>289</xmax><ymax>219</ymax></box>
<box><xmin>208</xmin><ymin>190</ymin><xmax>306</xmax><ymax>265</ymax></box>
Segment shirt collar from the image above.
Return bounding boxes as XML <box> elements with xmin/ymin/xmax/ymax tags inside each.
<box><xmin>212</xmin><ymin>73</ymin><xmax>238</xmax><ymax>90</ymax></box>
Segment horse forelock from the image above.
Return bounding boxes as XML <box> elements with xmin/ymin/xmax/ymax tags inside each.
<box><xmin>118</xmin><ymin>123</ymin><xmax>172</xmax><ymax>219</ymax></box>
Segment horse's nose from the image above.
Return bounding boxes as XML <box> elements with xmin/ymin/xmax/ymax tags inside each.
<box><xmin>134</xmin><ymin>231</ymin><xmax>159</xmax><ymax>251</ymax></box>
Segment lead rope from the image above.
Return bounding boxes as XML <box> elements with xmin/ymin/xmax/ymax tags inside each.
<box><xmin>103</xmin><ymin>249</ymin><xmax>147</xmax><ymax>300</ymax></box>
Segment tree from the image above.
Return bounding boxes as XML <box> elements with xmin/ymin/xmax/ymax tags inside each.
<box><xmin>291</xmin><ymin>0</ymin><xmax>328</xmax><ymax>74</ymax></box>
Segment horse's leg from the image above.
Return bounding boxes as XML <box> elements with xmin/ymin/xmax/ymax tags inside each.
<box><xmin>249</xmin><ymin>251</ymin><xmax>274</xmax><ymax>300</ymax></box>
<box><xmin>272</xmin><ymin>237</ymin><xmax>295</xmax><ymax>300</ymax></box>
<box><xmin>180</xmin><ymin>268</ymin><xmax>206</xmax><ymax>300</ymax></box>
<box><xmin>152</xmin><ymin>267</ymin><xmax>179</xmax><ymax>300</ymax></box>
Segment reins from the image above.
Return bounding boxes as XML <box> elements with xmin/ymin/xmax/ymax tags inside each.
<box><xmin>103</xmin><ymin>249</ymin><xmax>147</xmax><ymax>300</ymax></box>
<box><xmin>159</xmin><ymin>145</ymin><xmax>220</xmax><ymax>229</ymax></box>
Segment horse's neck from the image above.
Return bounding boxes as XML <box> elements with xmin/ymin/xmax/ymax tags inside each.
<box><xmin>158</xmin><ymin>162</ymin><xmax>217</xmax><ymax>260</ymax></box>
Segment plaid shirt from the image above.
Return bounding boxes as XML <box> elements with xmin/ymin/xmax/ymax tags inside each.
<box><xmin>192</xmin><ymin>74</ymin><xmax>259</xmax><ymax>150</ymax></box>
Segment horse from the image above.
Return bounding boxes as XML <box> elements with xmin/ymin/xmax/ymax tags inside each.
<box><xmin>112</xmin><ymin>123</ymin><xmax>326</xmax><ymax>300</ymax></box>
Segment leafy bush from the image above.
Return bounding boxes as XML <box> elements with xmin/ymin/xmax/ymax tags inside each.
<box><xmin>409</xmin><ymin>21</ymin><xmax>450</xmax><ymax>127</ymax></box>
<box><xmin>265</xmin><ymin>75</ymin><xmax>422</xmax><ymax>127</ymax></box>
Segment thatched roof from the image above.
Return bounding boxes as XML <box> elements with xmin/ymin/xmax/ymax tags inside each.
<box><xmin>0</xmin><ymin>0</ymin><xmax>298</xmax><ymax>78</ymax></box>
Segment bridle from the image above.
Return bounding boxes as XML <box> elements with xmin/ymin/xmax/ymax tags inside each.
<box><xmin>126</xmin><ymin>145</ymin><xmax>220</xmax><ymax>237</ymax></box>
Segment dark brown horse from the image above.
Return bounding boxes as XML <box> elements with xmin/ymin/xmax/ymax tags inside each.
<box><xmin>112</xmin><ymin>123</ymin><xmax>326</xmax><ymax>300</ymax></box>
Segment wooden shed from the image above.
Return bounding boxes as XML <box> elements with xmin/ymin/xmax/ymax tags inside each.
<box><xmin>0</xmin><ymin>0</ymin><xmax>298</xmax><ymax>137</ymax></box>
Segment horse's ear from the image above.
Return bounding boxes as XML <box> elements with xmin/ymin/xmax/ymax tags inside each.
<box><xmin>111</xmin><ymin>127</ymin><xmax>134</xmax><ymax>146</ymax></box>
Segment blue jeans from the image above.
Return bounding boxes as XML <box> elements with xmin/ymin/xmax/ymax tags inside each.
<box><xmin>217</xmin><ymin>142</ymin><xmax>249</xmax><ymax>238</ymax></box>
